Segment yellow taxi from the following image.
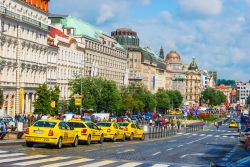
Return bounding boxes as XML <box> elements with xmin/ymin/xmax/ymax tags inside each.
<box><xmin>25</xmin><ymin>120</ymin><xmax>78</xmax><ymax>149</ymax></box>
<box><xmin>67</xmin><ymin>120</ymin><xmax>104</xmax><ymax>145</ymax></box>
<box><xmin>118</xmin><ymin>122</ymin><xmax>145</xmax><ymax>140</ymax></box>
<box><xmin>96</xmin><ymin>122</ymin><xmax>125</xmax><ymax>142</ymax></box>
<box><xmin>229</xmin><ymin>120</ymin><xmax>238</xmax><ymax>128</ymax></box>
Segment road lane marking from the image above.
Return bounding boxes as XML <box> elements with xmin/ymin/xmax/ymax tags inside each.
<box><xmin>0</xmin><ymin>155</ymin><xmax>48</xmax><ymax>164</ymax></box>
<box><xmin>79</xmin><ymin>160</ymin><xmax>116</xmax><ymax>167</ymax></box>
<box><xmin>184</xmin><ymin>133</ymin><xmax>190</xmax><ymax>135</ymax></box>
<box><xmin>0</xmin><ymin>151</ymin><xmax>8</xmax><ymax>153</ymax></box>
<box><xmin>152</xmin><ymin>152</ymin><xmax>161</xmax><ymax>156</ymax></box>
<box><xmin>40</xmin><ymin>158</ymin><xmax>94</xmax><ymax>167</ymax></box>
<box><xmin>177</xmin><ymin>145</ymin><xmax>183</xmax><ymax>147</ymax></box>
<box><xmin>186</xmin><ymin>136</ymin><xmax>208</xmax><ymax>144</ymax></box>
<box><xmin>168</xmin><ymin>140</ymin><xmax>176</xmax><ymax>142</ymax></box>
<box><xmin>207</xmin><ymin>134</ymin><xmax>213</xmax><ymax>137</ymax></box>
<box><xmin>117</xmin><ymin>149</ymin><xmax>135</xmax><ymax>154</ymax></box>
<box><xmin>0</xmin><ymin>153</ymin><xmax>25</xmax><ymax>158</ymax></box>
<box><xmin>116</xmin><ymin>162</ymin><xmax>143</xmax><ymax>167</ymax></box>
<box><xmin>192</xmin><ymin>134</ymin><xmax>197</xmax><ymax>136</ymax></box>
<box><xmin>230</xmin><ymin>136</ymin><xmax>235</xmax><ymax>138</ymax></box>
<box><xmin>166</xmin><ymin>148</ymin><xmax>173</xmax><ymax>151</ymax></box>
<box><xmin>222</xmin><ymin>136</ymin><xmax>227</xmax><ymax>138</ymax></box>
<box><xmin>200</xmin><ymin>134</ymin><xmax>205</xmax><ymax>136</ymax></box>
<box><xmin>177</xmin><ymin>132</ymin><xmax>183</xmax><ymax>135</ymax></box>
<box><xmin>215</xmin><ymin>135</ymin><xmax>220</xmax><ymax>137</ymax></box>
<box><xmin>152</xmin><ymin>164</ymin><xmax>170</xmax><ymax>167</ymax></box>
<box><xmin>14</xmin><ymin>157</ymin><xmax>70</xmax><ymax>166</ymax></box>
<box><xmin>181</xmin><ymin>153</ymin><xmax>204</xmax><ymax>158</ymax></box>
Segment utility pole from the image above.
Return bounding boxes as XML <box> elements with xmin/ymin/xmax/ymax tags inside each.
<box><xmin>15</xmin><ymin>24</ymin><xmax>21</xmax><ymax>116</ymax></box>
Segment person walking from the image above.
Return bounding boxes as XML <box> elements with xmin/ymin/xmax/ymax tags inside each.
<box><xmin>214</xmin><ymin>122</ymin><xmax>219</xmax><ymax>130</ymax></box>
<box><xmin>177</xmin><ymin>118</ymin><xmax>181</xmax><ymax>132</ymax></box>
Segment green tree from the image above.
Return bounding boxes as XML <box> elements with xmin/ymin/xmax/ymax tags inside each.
<box><xmin>120</xmin><ymin>83</ymin><xmax>156</xmax><ymax>114</ymax></box>
<box><xmin>201</xmin><ymin>87</ymin><xmax>226</xmax><ymax>106</ymax></box>
<box><xmin>156</xmin><ymin>89</ymin><xmax>171</xmax><ymax>113</ymax></box>
<box><xmin>166</xmin><ymin>90</ymin><xmax>183</xmax><ymax>109</ymax></box>
<box><xmin>69</xmin><ymin>77</ymin><xmax>121</xmax><ymax>114</ymax></box>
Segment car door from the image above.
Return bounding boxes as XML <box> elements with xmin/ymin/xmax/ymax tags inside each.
<box><xmin>131</xmin><ymin>124</ymin><xmax>138</xmax><ymax>137</ymax></box>
<box><xmin>59</xmin><ymin>122</ymin><xmax>68</xmax><ymax>144</ymax></box>
<box><xmin>136</xmin><ymin>124</ymin><xmax>143</xmax><ymax>137</ymax></box>
<box><xmin>65</xmin><ymin>122</ymin><xmax>75</xmax><ymax>143</ymax></box>
<box><xmin>114</xmin><ymin>123</ymin><xmax>121</xmax><ymax>139</ymax></box>
<box><xmin>93</xmin><ymin>124</ymin><xmax>101</xmax><ymax>141</ymax></box>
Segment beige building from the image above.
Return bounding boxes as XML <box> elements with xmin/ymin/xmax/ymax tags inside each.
<box><xmin>0</xmin><ymin>0</ymin><xmax>49</xmax><ymax>116</ymax></box>
<box><xmin>164</xmin><ymin>51</ymin><xmax>186</xmax><ymax>97</ymax></box>
<box><xmin>111</xmin><ymin>28</ymin><xmax>167</xmax><ymax>93</ymax></box>
<box><xmin>49</xmin><ymin>15</ymin><xmax>127</xmax><ymax>86</ymax></box>
<box><xmin>48</xmin><ymin>26</ymin><xmax>85</xmax><ymax>100</ymax></box>
<box><xmin>185</xmin><ymin>58</ymin><xmax>201</xmax><ymax>106</ymax></box>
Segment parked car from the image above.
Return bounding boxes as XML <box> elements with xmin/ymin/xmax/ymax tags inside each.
<box><xmin>25</xmin><ymin>120</ymin><xmax>78</xmax><ymax>148</ymax></box>
<box><xmin>96</xmin><ymin>122</ymin><xmax>125</xmax><ymax>142</ymax></box>
<box><xmin>229</xmin><ymin>120</ymin><xmax>238</xmax><ymax>128</ymax></box>
<box><xmin>67</xmin><ymin>120</ymin><xmax>104</xmax><ymax>145</ymax></box>
<box><xmin>1</xmin><ymin>116</ymin><xmax>16</xmax><ymax>131</ymax></box>
<box><xmin>118</xmin><ymin>122</ymin><xmax>145</xmax><ymax>140</ymax></box>
<box><xmin>130</xmin><ymin>115</ymin><xmax>138</xmax><ymax>123</ymax></box>
<box><xmin>0</xmin><ymin>118</ymin><xmax>7</xmax><ymax>132</ymax></box>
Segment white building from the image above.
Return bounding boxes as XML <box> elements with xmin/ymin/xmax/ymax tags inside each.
<box><xmin>48</xmin><ymin>26</ymin><xmax>85</xmax><ymax>100</ymax></box>
<box><xmin>49</xmin><ymin>15</ymin><xmax>127</xmax><ymax>86</ymax></box>
<box><xmin>0</xmin><ymin>0</ymin><xmax>49</xmax><ymax>116</ymax></box>
<box><xmin>200</xmin><ymin>69</ymin><xmax>209</xmax><ymax>91</ymax></box>
<box><xmin>236</xmin><ymin>81</ymin><xmax>250</xmax><ymax>105</ymax></box>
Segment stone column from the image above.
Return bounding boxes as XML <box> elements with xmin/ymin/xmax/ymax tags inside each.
<box><xmin>31</xmin><ymin>94</ymin><xmax>35</xmax><ymax>113</ymax></box>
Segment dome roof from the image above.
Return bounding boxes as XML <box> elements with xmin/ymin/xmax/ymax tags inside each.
<box><xmin>166</xmin><ymin>51</ymin><xmax>180</xmax><ymax>59</ymax></box>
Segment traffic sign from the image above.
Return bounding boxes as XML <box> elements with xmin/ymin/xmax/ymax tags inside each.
<box><xmin>75</xmin><ymin>97</ymin><xmax>82</xmax><ymax>106</ymax></box>
<box><xmin>51</xmin><ymin>101</ymin><xmax>56</xmax><ymax>108</ymax></box>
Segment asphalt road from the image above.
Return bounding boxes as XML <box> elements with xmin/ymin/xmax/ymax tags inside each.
<box><xmin>0</xmin><ymin>123</ymin><xmax>249</xmax><ymax>167</ymax></box>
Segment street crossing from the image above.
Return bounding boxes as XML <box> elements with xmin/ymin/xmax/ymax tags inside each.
<box><xmin>0</xmin><ymin>149</ymin><xmax>171</xmax><ymax>167</ymax></box>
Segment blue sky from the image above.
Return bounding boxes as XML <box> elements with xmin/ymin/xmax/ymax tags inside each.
<box><xmin>50</xmin><ymin>0</ymin><xmax>250</xmax><ymax>81</ymax></box>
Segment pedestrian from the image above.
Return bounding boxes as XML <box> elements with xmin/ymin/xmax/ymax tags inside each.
<box><xmin>214</xmin><ymin>122</ymin><xmax>219</xmax><ymax>130</ymax></box>
<box><xmin>161</xmin><ymin>117</ymin><xmax>165</xmax><ymax>127</ymax></box>
<box><xmin>177</xmin><ymin>118</ymin><xmax>181</xmax><ymax>131</ymax></box>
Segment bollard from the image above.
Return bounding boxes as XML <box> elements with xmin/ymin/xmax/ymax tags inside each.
<box><xmin>149</xmin><ymin>127</ymin><xmax>151</xmax><ymax>139</ymax></box>
<box><xmin>152</xmin><ymin>127</ymin><xmax>155</xmax><ymax>139</ymax></box>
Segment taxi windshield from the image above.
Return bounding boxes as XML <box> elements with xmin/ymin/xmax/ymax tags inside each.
<box><xmin>33</xmin><ymin>121</ymin><xmax>57</xmax><ymax>128</ymax></box>
<box><xmin>118</xmin><ymin>123</ymin><xmax>129</xmax><ymax>127</ymax></box>
<box><xmin>96</xmin><ymin>123</ymin><xmax>111</xmax><ymax>127</ymax></box>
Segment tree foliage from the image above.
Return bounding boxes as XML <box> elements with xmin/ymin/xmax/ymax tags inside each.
<box><xmin>156</xmin><ymin>89</ymin><xmax>171</xmax><ymax>113</ymax></box>
<box><xmin>69</xmin><ymin>77</ymin><xmax>121</xmax><ymax>114</ymax></box>
<box><xmin>217</xmin><ymin>79</ymin><xmax>236</xmax><ymax>86</ymax></box>
<box><xmin>201</xmin><ymin>87</ymin><xmax>226</xmax><ymax>106</ymax></box>
<box><xmin>34</xmin><ymin>84</ymin><xmax>60</xmax><ymax>115</ymax></box>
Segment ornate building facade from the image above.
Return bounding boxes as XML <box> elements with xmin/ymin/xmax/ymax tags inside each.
<box><xmin>164</xmin><ymin>51</ymin><xmax>186</xmax><ymax>96</ymax></box>
<box><xmin>49</xmin><ymin>16</ymin><xmax>127</xmax><ymax>86</ymax></box>
<box><xmin>185</xmin><ymin>58</ymin><xmax>201</xmax><ymax>106</ymax></box>
<box><xmin>111</xmin><ymin>28</ymin><xmax>168</xmax><ymax>93</ymax></box>
<box><xmin>0</xmin><ymin>0</ymin><xmax>49</xmax><ymax>116</ymax></box>
<box><xmin>48</xmin><ymin>26</ymin><xmax>85</xmax><ymax>100</ymax></box>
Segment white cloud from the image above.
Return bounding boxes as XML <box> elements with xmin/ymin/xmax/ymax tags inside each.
<box><xmin>177</xmin><ymin>0</ymin><xmax>223</xmax><ymax>15</ymax></box>
<box><xmin>96</xmin><ymin>3</ymin><xmax>116</xmax><ymax>24</ymax></box>
<box><xmin>160</xmin><ymin>11</ymin><xmax>172</xmax><ymax>22</ymax></box>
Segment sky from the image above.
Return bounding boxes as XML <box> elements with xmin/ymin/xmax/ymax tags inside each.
<box><xmin>50</xmin><ymin>0</ymin><xmax>250</xmax><ymax>81</ymax></box>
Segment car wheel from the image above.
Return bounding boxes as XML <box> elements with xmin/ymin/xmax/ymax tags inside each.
<box><xmin>56</xmin><ymin>137</ymin><xmax>62</xmax><ymax>149</ymax></box>
<box><xmin>86</xmin><ymin>135</ymin><xmax>91</xmax><ymax>145</ymax></box>
<box><xmin>140</xmin><ymin>134</ymin><xmax>145</xmax><ymax>141</ymax></box>
<box><xmin>72</xmin><ymin>136</ymin><xmax>78</xmax><ymax>147</ymax></box>
<box><xmin>122</xmin><ymin>134</ymin><xmax>126</xmax><ymax>142</ymax></box>
<box><xmin>113</xmin><ymin>134</ymin><xmax>117</xmax><ymax>142</ymax></box>
<box><xmin>129</xmin><ymin>133</ymin><xmax>134</xmax><ymax>141</ymax></box>
<box><xmin>26</xmin><ymin>142</ymin><xmax>33</xmax><ymax>147</ymax></box>
<box><xmin>99</xmin><ymin>134</ymin><xmax>104</xmax><ymax>144</ymax></box>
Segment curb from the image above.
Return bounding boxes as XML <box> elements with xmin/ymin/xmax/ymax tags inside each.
<box><xmin>0</xmin><ymin>140</ymin><xmax>25</xmax><ymax>146</ymax></box>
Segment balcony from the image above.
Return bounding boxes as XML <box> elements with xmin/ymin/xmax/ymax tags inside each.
<box><xmin>0</xmin><ymin>6</ymin><xmax>48</xmax><ymax>31</ymax></box>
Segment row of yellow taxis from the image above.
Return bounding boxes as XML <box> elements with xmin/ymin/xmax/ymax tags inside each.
<box><xmin>25</xmin><ymin>119</ymin><xmax>145</xmax><ymax>149</ymax></box>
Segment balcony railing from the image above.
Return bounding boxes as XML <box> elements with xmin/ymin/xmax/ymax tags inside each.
<box><xmin>0</xmin><ymin>5</ymin><xmax>48</xmax><ymax>31</ymax></box>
